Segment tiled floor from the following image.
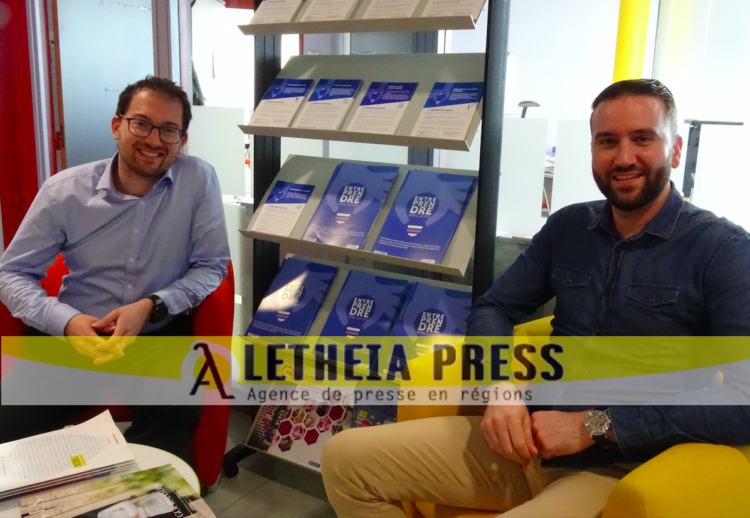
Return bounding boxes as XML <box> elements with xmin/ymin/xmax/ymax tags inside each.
<box><xmin>204</xmin><ymin>410</ymin><xmax>337</xmax><ymax>518</ymax></box>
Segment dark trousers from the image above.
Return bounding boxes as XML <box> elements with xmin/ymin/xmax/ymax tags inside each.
<box><xmin>0</xmin><ymin>316</ymin><xmax>202</xmax><ymax>469</ymax></box>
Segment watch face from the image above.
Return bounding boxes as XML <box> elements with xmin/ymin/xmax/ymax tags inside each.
<box><xmin>584</xmin><ymin>410</ymin><xmax>610</xmax><ymax>436</ymax></box>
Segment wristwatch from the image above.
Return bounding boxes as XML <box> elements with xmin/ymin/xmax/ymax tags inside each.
<box><xmin>584</xmin><ymin>409</ymin><xmax>613</xmax><ymax>446</ymax></box>
<box><xmin>148</xmin><ymin>295</ymin><xmax>168</xmax><ymax>324</ymax></box>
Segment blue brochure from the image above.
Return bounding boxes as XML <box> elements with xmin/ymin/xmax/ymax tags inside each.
<box><xmin>423</xmin><ymin>82</ymin><xmax>484</xmax><ymax>108</ymax></box>
<box><xmin>372</xmin><ymin>170</ymin><xmax>477</xmax><ymax>264</ymax></box>
<box><xmin>251</xmin><ymin>181</ymin><xmax>315</xmax><ymax>237</ymax></box>
<box><xmin>250</xmin><ymin>78</ymin><xmax>315</xmax><ymax>127</ymax></box>
<box><xmin>301</xmin><ymin>162</ymin><xmax>399</xmax><ymax>249</ymax></box>
<box><xmin>294</xmin><ymin>79</ymin><xmax>364</xmax><ymax>130</ymax></box>
<box><xmin>267</xmin><ymin>181</ymin><xmax>315</xmax><ymax>203</ymax></box>
<box><xmin>245</xmin><ymin>258</ymin><xmax>338</xmax><ymax>337</ymax></box>
<box><xmin>320</xmin><ymin>271</ymin><xmax>410</xmax><ymax>337</ymax></box>
<box><xmin>262</xmin><ymin>78</ymin><xmax>314</xmax><ymax>100</ymax></box>
<box><xmin>360</xmin><ymin>82</ymin><xmax>418</xmax><ymax>105</ymax></box>
<box><xmin>347</xmin><ymin>82</ymin><xmax>419</xmax><ymax>134</ymax></box>
<box><xmin>390</xmin><ymin>282</ymin><xmax>473</xmax><ymax>337</ymax></box>
<box><xmin>310</xmin><ymin>79</ymin><xmax>362</xmax><ymax>102</ymax></box>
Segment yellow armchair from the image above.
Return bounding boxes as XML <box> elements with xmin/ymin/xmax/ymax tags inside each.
<box><xmin>398</xmin><ymin>318</ymin><xmax>750</xmax><ymax>518</ymax></box>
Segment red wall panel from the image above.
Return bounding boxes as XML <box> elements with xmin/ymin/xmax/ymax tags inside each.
<box><xmin>0</xmin><ymin>1</ymin><xmax>40</xmax><ymax>248</ymax></box>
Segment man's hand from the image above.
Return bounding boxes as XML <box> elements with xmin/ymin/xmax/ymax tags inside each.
<box><xmin>92</xmin><ymin>299</ymin><xmax>153</xmax><ymax>337</ymax></box>
<box><xmin>481</xmin><ymin>400</ymin><xmax>539</xmax><ymax>465</ymax></box>
<box><xmin>530</xmin><ymin>410</ymin><xmax>594</xmax><ymax>459</ymax></box>
<box><xmin>64</xmin><ymin>314</ymin><xmax>100</xmax><ymax>337</ymax></box>
<box><xmin>64</xmin><ymin>314</ymin><xmax>120</xmax><ymax>364</ymax></box>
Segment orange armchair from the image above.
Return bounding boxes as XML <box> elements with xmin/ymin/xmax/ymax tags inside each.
<box><xmin>0</xmin><ymin>255</ymin><xmax>235</xmax><ymax>492</ymax></box>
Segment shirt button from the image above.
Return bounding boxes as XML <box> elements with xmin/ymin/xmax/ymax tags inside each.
<box><xmin>134</xmin><ymin>229</ymin><xmax>139</xmax><ymax>234</ymax></box>
<box><xmin>129</xmin><ymin>258</ymin><xmax>135</xmax><ymax>262</ymax></box>
<box><xmin>128</xmin><ymin>284</ymin><xmax>133</xmax><ymax>289</ymax></box>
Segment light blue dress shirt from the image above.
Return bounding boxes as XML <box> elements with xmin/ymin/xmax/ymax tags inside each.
<box><xmin>0</xmin><ymin>154</ymin><xmax>230</xmax><ymax>336</ymax></box>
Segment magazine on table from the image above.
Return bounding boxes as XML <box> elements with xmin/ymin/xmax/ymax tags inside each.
<box><xmin>19</xmin><ymin>465</ymin><xmax>214</xmax><ymax>518</ymax></box>
<box><xmin>0</xmin><ymin>411</ymin><xmax>135</xmax><ymax>502</ymax></box>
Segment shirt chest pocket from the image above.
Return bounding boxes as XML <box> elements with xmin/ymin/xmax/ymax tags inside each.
<box><xmin>626</xmin><ymin>285</ymin><xmax>680</xmax><ymax>307</ymax></box>
<box><xmin>552</xmin><ymin>267</ymin><xmax>592</xmax><ymax>288</ymax></box>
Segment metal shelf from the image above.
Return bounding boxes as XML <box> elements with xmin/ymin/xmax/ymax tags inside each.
<box><xmin>238</xmin><ymin>0</ymin><xmax>484</xmax><ymax>35</ymax></box>
<box><xmin>239</xmin><ymin>53</ymin><xmax>485</xmax><ymax>152</ymax></box>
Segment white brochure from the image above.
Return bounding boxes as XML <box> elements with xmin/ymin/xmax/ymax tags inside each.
<box><xmin>363</xmin><ymin>0</ymin><xmax>421</xmax><ymax>19</ymax></box>
<box><xmin>249</xmin><ymin>78</ymin><xmax>314</xmax><ymax>128</ymax></box>
<box><xmin>294</xmin><ymin>79</ymin><xmax>363</xmax><ymax>130</ymax></box>
<box><xmin>346</xmin><ymin>82</ymin><xmax>418</xmax><ymax>135</ymax></box>
<box><xmin>301</xmin><ymin>0</ymin><xmax>359</xmax><ymax>21</ymax></box>
<box><xmin>251</xmin><ymin>181</ymin><xmax>315</xmax><ymax>237</ymax></box>
<box><xmin>422</xmin><ymin>0</ymin><xmax>485</xmax><ymax>19</ymax></box>
<box><xmin>251</xmin><ymin>0</ymin><xmax>304</xmax><ymax>24</ymax></box>
<box><xmin>411</xmin><ymin>82</ymin><xmax>484</xmax><ymax>140</ymax></box>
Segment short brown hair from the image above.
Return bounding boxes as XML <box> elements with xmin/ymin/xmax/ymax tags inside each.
<box><xmin>592</xmin><ymin>79</ymin><xmax>678</xmax><ymax>138</ymax></box>
<box><xmin>117</xmin><ymin>76</ymin><xmax>192</xmax><ymax>131</ymax></box>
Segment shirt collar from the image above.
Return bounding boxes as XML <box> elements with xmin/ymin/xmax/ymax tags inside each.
<box><xmin>96</xmin><ymin>153</ymin><xmax>176</xmax><ymax>194</ymax></box>
<box><xmin>587</xmin><ymin>182</ymin><xmax>684</xmax><ymax>240</ymax></box>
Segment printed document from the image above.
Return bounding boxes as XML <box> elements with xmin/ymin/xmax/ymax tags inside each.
<box><xmin>363</xmin><ymin>0</ymin><xmax>421</xmax><ymax>19</ymax></box>
<box><xmin>251</xmin><ymin>0</ymin><xmax>304</xmax><ymax>23</ymax></box>
<box><xmin>249</xmin><ymin>78</ymin><xmax>314</xmax><ymax>128</ymax></box>
<box><xmin>294</xmin><ymin>79</ymin><xmax>363</xmax><ymax>130</ymax></box>
<box><xmin>251</xmin><ymin>181</ymin><xmax>315</xmax><ymax>237</ymax></box>
<box><xmin>422</xmin><ymin>0</ymin><xmax>485</xmax><ymax>19</ymax></box>
<box><xmin>411</xmin><ymin>82</ymin><xmax>484</xmax><ymax>140</ymax></box>
<box><xmin>0</xmin><ymin>411</ymin><xmax>134</xmax><ymax>501</ymax></box>
<box><xmin>301</xmin><ymin>0</ymin><xmax>359</xmax><ymax>21</ymax></box>
<box><xmin>346</xmin><ymin>82</ymin><xmax>418</xmax><ymax>135</ymax></box>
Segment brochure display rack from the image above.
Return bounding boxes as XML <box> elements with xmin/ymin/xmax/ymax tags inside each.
<box><xmin>242</xmin><ymin>155</ymin><xmax>478</xmax><ymax>277</ymax></box>
<box><xmin>223</xmin><ymin>0</ymin><xmax>511</xmax><ymax>478</ymax></box>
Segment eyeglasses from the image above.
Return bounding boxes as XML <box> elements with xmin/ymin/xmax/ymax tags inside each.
<box><xmin>118</xmin><ymin>116</ymin><xmax>185</xmax><ymax>144</ymax></box>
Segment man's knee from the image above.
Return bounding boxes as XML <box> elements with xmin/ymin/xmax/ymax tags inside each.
<box><xmin>321</xmin><ymin>426</ymin><xmax>381</xmax><ymax>488</ymax></box>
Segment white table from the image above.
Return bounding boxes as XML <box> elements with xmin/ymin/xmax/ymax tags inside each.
<box><xmin>0</xmin><ymin>443</ymin><xmax>199</xmax><ymax>517</ymax></box>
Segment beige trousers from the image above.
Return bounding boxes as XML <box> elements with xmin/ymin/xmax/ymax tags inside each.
<box><xmin>321</xmin><ymin>416</ymin><xmax>638</xmax><ymax>518</ymax></box>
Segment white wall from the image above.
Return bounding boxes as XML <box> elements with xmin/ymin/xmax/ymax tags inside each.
<box><xmin>448</xmin><ymin>0</ymin><xmax>626</xmax><ymax>153</ymax></box>
<box><xmin>191</xmin><ymin>0</ymin><xmax>254</xmax><ymax>113</ymax></box>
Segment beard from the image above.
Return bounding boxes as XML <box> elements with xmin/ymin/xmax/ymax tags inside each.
<box><xmin>118</xmin><ymin>142</ymin><xmax>177</xmax><ymax>179</ymax></box>
<box><xmin>594</xmin><ymin>159</ymin><xmax>672</xmax><ymax>212</ymax></box>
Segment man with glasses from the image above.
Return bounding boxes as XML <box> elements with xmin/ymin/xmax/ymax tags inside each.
<box><xmin>0</xmin><ymin>76</ymin><xmax>230</xmax><ymax>466</ymax></box>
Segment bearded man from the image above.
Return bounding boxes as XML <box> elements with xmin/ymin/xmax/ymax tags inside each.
<box><xmin>0</xmin><ymin>76</ymin><xmax>230</xmax><ymax>467</ymax></box>
<box><xmin>320</xmin><ymin>79</ymin><xmax>750</xmax><ymax>517</ymax></box>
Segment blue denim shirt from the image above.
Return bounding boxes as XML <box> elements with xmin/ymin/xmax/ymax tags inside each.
<box><xmin>468</xmin><ymin>185</ymin><xmax>750</xmax><ymax>463</ymax></box>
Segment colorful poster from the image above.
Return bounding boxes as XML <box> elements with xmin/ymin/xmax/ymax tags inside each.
<box><xmin>246</xmin><ymin>389</ymin><xmax>354</xmax><ymax>471</ymax></box>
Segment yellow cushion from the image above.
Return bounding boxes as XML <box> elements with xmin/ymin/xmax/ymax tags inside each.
<box><xmin>603</xmin><ymin>444</ymin><xmax>750</xmax><ymax>518</ymax></box>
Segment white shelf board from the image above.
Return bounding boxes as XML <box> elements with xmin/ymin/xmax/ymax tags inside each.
<box><xmin>239</xmin><ymin>53</ymin><xmax>485</xmax><ymax>152</ymax></box>
<box><xmin>239</xmin><ymin>0</ymin><xmax>483</xmax><ymax>35</ymax></box>
<box><xmin>240</xmin><ymin>15</ymin><xmax>475</xmax><ymax>36</ymax></box>
<box><xmin>240</xmin><ymin>155</ymin><xmax>478</xmax><ymax>277</ymax></box>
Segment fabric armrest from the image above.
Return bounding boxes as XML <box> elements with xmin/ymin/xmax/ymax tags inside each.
<box><xmin>603</xmin><ymin>443</ymin><xmax>750</xmax><ymax>518</ymax></box>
